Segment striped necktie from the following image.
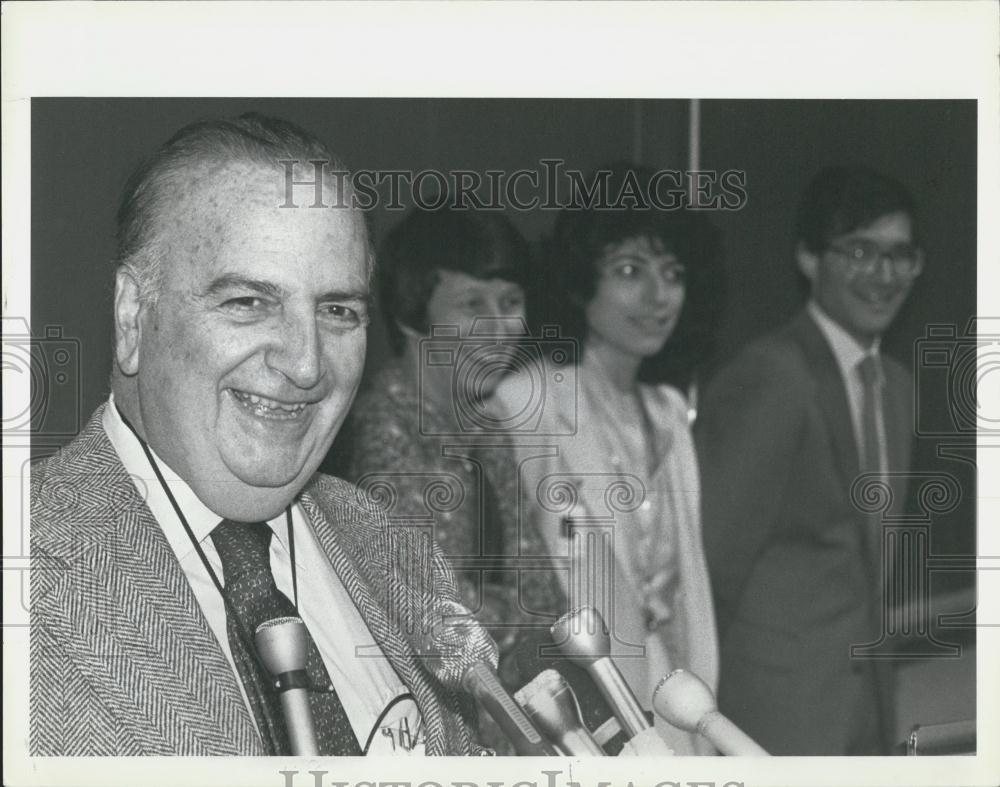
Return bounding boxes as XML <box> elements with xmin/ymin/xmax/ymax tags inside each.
<box><xmin>857</xmin><ymin>353</ymin><xmax>894</xmax><ymax>601</ymax></box>
<box><xmin>857</xmin><ymin>353</ymin><xmax>886</xmax><ymax>478</ymax></box>
<box><xmin>211</xmin><ymin>519</ymin><xmax>362</xmax><ymax>755</ymax></box>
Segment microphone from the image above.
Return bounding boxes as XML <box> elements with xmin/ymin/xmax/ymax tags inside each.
<box><xmin>512</xmin><ymin>631</ymin><xmax>626</xmax><ymax>753</ymax></box>
<box><xmin>514</xmin><ymin>670</ymin><xmax>605</xmax><ymax>756</ymax></box>
<box><xmin>652</xmin><ymin>669</ymin><xmax>769</xmax><ymax>756</ymax></box>
<box><xmin>419</xmin><ymin>600</ymin><xmax>558</xmax><ymax>756</ymax></box>
<box><xmin>255</xmin><ymin>616</ymin><xmax>319</xmax><ymax>755</ymax></box>
<box><xmin>550</xmin><ymin>606</ymin><xmax>650</xmax><ymax>739</ymax></box>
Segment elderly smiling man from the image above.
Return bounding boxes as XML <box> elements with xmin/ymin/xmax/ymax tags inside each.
<box><xmin>30</xmin><ymin>114</ymin><xmax>481</xmax><ymax>756</ymax></box>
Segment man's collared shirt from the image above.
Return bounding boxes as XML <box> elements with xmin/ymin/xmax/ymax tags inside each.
<box><xmin>807</xmin><ymin>301</ymin><xmax>889</xmax><ymax>474</ymax></box>
<box><xmin>103</xmin><ymin>396</ymin><xmax>424</xmax><ymax>755</ymax></box>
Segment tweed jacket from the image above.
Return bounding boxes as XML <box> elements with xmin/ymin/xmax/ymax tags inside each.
<box><xmin>29</xmin><ymin>404</ymin><xmax>480</xmax><ymax>756</ymax></box>
<box><xmin>695</xmin><ymin>309</ymin><xmax>913</xmax><ymax>755</ymax></box>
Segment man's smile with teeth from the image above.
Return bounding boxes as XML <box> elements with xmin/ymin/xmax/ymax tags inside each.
<box><xmin>856</xmin><ymin>288</ymin><xmax>901</xmax><ymax>305</ymax></box>
<box><xmin>230</xmin><ymin>388</ymin><xmax>309</xmax><ymax>418</ymax></box>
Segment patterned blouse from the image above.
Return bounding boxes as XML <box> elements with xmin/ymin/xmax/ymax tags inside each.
<box><xmin>342</xmin><ymin>360</ymin><xmax>567</xmax><ymax>687</ymax></box>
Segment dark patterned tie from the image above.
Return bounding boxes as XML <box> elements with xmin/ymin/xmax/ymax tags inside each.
<box><xmin>211</xmin><ymin>519</ymin><xmax>362</xmax><ymax>755</ymax></box>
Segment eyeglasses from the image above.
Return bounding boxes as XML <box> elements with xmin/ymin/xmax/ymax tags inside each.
<box><xmin>826</xmin><ymin>239</ymin><xmax>924</xmax><ymax>280</ymax></box>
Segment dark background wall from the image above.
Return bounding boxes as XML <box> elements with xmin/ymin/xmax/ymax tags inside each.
<box><xmin>697</xmin><ymin>99</ymin><xmax>977</xmax><ymax>566</ymax></box>
<box><xmin>29</xmin><ymin>96</ymin><xmax>687</xmax><ymax>426</ymax></box>
<box><xmin>30</xmin><ymin>97</ymin><xmax>976</xmax><ymax>563</ymax></box>
<box><xmin>699</xmin><ymin>100</ymin><xmax>976</xmax><ymax>365</ymax></box>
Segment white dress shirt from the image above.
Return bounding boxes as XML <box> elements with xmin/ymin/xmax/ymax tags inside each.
<box><xmin>807</xmin><ymin>301</ymin><xmax>889</xmax><ymax>473</ymax></box>
<box><xmin>102</xmin><ymin>396</ymin><xmax>424</xmax><ymax>755</ymax></box>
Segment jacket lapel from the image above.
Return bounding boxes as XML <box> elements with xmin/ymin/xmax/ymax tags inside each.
<box><xmin>790</xmin><ymin>311</ymin><xmax>913</xmax><ymax>580</ymax></box>
<box><xmin>43</xmin><ymin>413</ymin><xmax>263</xmax><ymax>754</ymax></box>
<box><xmin>298</xmin><ymin>487</ymin><xmax>459</xmax><ymax>756</ymax></box>
<box><xmin>107</xmin><ymin>501</ymin><xmax>265</xmax><ymax>754</ymax></box>
<box><xmin>790</xmin><ymin>310</ymin><xmax>862</xmax><ymax>494</ymax></box>
<box><xmin>39</xmin><ymin>408</ymin><xmax>475</xmax><ymax>755</ymax></box>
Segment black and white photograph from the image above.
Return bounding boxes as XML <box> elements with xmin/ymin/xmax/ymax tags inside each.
<box><xmin>3</xmin><ymin>4</ymin><xmax>997</xmax><ymax>787</ymax></box>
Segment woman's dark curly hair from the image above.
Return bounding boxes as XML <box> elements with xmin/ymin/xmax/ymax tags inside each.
<box><xmin>538</xmin><ymin>162</ymin><xmax>723</xmax><ymax>390</ymax></box>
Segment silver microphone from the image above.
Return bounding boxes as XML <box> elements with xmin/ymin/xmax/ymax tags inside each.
<box><xmin>550</xmin><ymin>606</ymin><xmax>650</xmax><ymax>739</ymax></box>
<box><xmin>652</xmin><ymin>669</ymin><xmax>769</xmax><ymax>756</ymax></box>
<box><xmin>514</xmin><ymin>670</ymin><xmax>605</xmax><ymax>756</ymax></box>
<box><xmin>255</xmin><ymin>616</ymin><xmax>319</xmax><ymax>755</ymax></box>
<box><xmin>419</xmin><ymin>600</ymin><xmax>557</xmax><ymax>756</ymax></box>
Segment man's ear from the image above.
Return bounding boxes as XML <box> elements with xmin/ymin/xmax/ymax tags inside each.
<box><xmin>795</xmin><ymin>241</ymin><xmax>820</xmax><ymax>286</ymax></box>
<box><xmin>114</xmin><ymin>268</ymin><xmax>144</xmax><ymax>375</ymax></box>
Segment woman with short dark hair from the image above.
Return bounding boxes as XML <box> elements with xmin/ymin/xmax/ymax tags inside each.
<box><xmin>343</xmin><ymin>207</ymin><xmax>564</xmax><ymax>753</ymax></box>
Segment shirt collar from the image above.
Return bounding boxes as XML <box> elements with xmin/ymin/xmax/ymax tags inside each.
<box><xmin>807</xmin><ymin>300</ymin><xmax>880</xmax><ymax>379</ymax></box>
<box><xmin>102</xmin><ymin>395</ymin><xmax>290</xmax><ymax>559</ymax></box>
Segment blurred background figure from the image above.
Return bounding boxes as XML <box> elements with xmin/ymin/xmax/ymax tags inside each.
<box><xmin>340</xmin><ymin>206</ymin><xmax>566</xmax><ymax>752</ymax></box>
<box><xmin>497</xmin><ymin>164</ymin><xmax>722</xmax><ymax>754</ymax></box>
<box><xmin>695</xmin><ymin>166</ymin><xmax>922</xmax><ymax>755</ymax></box>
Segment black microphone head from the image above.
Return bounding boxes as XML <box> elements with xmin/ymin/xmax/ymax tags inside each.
<box><xmin>416</xmin><ymin>599</ymin><xmax>499</xmax><ymax>690</ymax></box>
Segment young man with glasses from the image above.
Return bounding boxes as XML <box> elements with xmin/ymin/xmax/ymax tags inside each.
<box><xmin>694</xmin><ymin>166</ymin><xmax>921</xmax><ymax>755</ymax></box>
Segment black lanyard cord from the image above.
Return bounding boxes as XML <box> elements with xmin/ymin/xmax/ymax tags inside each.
<box><xmin>362</xmin><ymin>692</ymin><xmax>417</xmax><ymax>754</ymax></box>
<box><xmin>117</xmin><ymin>408</ymin><xmax>300</xmax><ymax>660</ymax></box>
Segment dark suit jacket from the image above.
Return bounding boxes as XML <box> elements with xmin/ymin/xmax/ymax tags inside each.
<box><xmin>30</xmin><ymin>405</ymin><xmax>481</xmax><ymax>756</ymax></box>
<box><xmin>694</xmin><ymin>310</ymin><xmax>912</xmax><ymax>755</ymax></box>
